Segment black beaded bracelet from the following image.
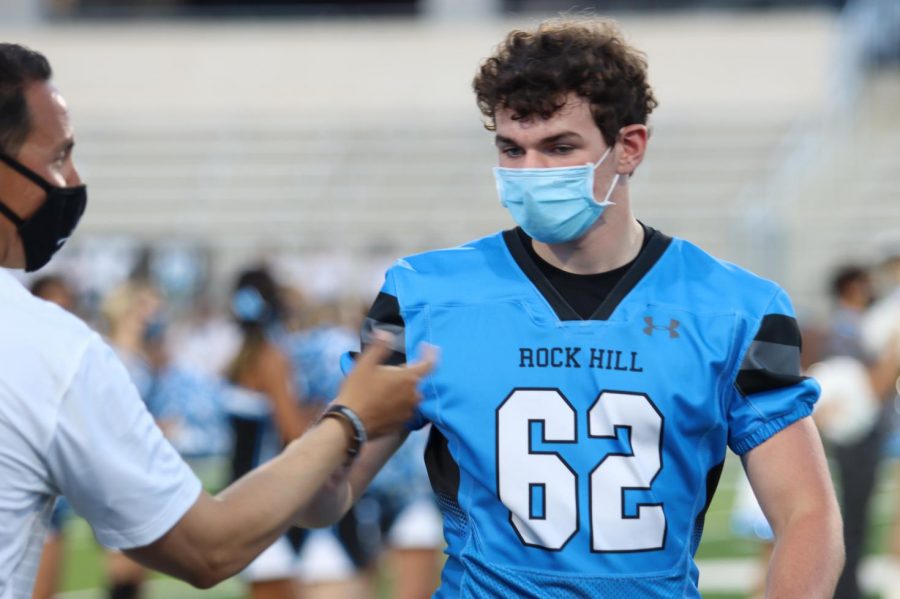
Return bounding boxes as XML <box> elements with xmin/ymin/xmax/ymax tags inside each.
<box><xmin>321</xmin><ymin>404</ymin><xmax>368</xmax><ymax>459</ymax></box>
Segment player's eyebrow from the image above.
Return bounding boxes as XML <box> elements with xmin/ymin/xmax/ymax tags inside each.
<box><xmin>494</xmin><ymin>131</ymin><xmax>584</xmax><ymax>147</ymax></box>
<box><xmin>538</xmin><ymin>131</ymin><xmax>583</xmax><ymax>145</ymax></box>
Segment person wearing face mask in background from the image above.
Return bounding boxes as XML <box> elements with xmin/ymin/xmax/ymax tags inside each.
<box><xmin>0</xmin><ymin>43</ymin><xmax>436</xmax><ymax>599</ymax></box>
<box><xmin>292</xmin><ymin>17</ymin><xmax>844</xmax><ymax>598</ymax></box>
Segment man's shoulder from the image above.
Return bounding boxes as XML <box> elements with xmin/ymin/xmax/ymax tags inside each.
<box><xmin>0</xmin><ymin>272</ymin><xmax>100</xmax><ymax>448</ymax></box>
<box><xmin>0</xmin><ymin>278</ymin><xmax>93</xmax><ymax>343</ymax></box>
<box><xmin>0</xmin><ymin>270</ymin><xmax>97</xmax><ymax>382</ymax></box>
<box><xmin>667</xmin><ymin>236</ymin><xmax>774</xmax><ymax>285</ymax></box>
<box><xmin>383</xmin><ymin>231</ymin><xmax>511</xmax><ymax>299</ymax></box>
<box><xmin>390</xmin><ymin>231</ymin><xmax>507</xmax><ymax>273</ymax></box>
<box><xmin>376</xmin><ymin>231</ymin><xmax>526</xmax><ymax>312</ymax></box>
<box><xmin>661</xmin><ymin>235</ymin><xmax>784</xmax><ymax>310</ymax></box>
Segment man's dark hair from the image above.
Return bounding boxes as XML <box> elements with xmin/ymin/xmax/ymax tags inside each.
<box><xmin>0</xmin><ymin>44</ymin><xmax>52</xmax><ymax>156</ymax></box>
<box><xmin>473</xmin><ymin>18</ymin><xmax>657</xmax><ymax>146</ymax></box>
<box><xmin>830</xmin><ymin>264</ymin><xmax>868</xmax><ymax>300</ymax></box>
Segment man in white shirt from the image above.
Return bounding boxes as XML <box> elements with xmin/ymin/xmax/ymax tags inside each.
<box><xmin>0</xmin><ymin>43</ymin><xmax>434</xmax><ymax>599</ymax></box>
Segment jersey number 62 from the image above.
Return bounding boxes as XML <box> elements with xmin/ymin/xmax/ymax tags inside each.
<box><xmin>496</xmin><ymin>388</ymin><xmax>665</xmax><ymax>553</ymax></box>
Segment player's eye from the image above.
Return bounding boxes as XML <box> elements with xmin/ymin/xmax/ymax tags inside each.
<box><xmin>501</xmin><ymin>146</ymin><xmax>524</xmax><ymax>158</ymax></box>
<box><xmin>549</xmin><ymin>145</ymin><xmax>574</xmax><ymax>154</ymax></box>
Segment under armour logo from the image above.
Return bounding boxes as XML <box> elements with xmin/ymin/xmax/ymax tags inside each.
<box><xmin>643</xmin><ymin>317</ymin><xmax>680</xmax><ymax>338</ymax></box>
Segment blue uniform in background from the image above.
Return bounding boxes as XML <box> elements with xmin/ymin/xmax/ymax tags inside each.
<box><xmin>361</xmin><ymin>227</ymin><xmax>818</xmax><ymax>598</ymax></box>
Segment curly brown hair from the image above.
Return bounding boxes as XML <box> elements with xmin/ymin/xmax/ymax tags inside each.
<box><xmin>473</xmin><ymin>18</ymin><xmax>658</xmax><ymax>146</ymax></box>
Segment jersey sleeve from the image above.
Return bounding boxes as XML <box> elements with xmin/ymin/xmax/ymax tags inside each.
<box><xmin>726</xmin><ymin>288</ymin><xmax>820</xmax><ymax>455</ymax></box>
<box><xmin>46</xmin><ymin>335</ymin><xmax>202</xmax><ymax>549</ymax></box>
<box><xmin>360</xmin><ymin>268</ymin><xmax>408</xmax><ymax>366</ymax></box>
<box><xmin>343</xmin><ymin>266</ymin><xmax>429</xmax><ymax>430</ymax></box>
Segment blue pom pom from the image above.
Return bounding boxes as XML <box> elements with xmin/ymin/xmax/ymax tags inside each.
<box><xmin>231</xmin><ymin>287</ymin><xmax>268</xmax><ymax>323</ymax></box>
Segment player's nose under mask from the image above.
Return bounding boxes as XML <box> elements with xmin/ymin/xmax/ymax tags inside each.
<box><xmin>0</xmin><ymin>154</ymin><xmax>87</xmax><ymax>272</ymax></box>
<box><xmin>494</xmin><ymin>146</ymin><xmax>620</xmax><ymax>244</ymax></box>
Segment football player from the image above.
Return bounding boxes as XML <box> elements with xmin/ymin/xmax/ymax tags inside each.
<box><xmin>297</xmin><ymin>18</ymin><xmax>844</xmax><ymax>598</ymax></box>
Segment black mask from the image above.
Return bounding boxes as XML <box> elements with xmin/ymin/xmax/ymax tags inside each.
<box><xmin>0</xmin><ymin>154</ymin><xmax>87</xmax><ymax>272</ymax></box>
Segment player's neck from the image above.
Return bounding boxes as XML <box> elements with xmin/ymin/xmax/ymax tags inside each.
<box><xmin>531</xmin><ymin>210</ymin><xmax>643</xmax><ymax>275</ymax></box>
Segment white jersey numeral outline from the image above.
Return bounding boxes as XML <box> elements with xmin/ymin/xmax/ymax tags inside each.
<box><xmin>496</xmin><ymin>388</ymin><xmax>666</xmax><ymax>553</ymax></box>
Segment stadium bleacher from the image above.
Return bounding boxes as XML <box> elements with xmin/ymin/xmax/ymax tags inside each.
<box><xmin>11</xmin><ymin>10</ymin><xmax>861</xmax><ymax>311</ymax></box>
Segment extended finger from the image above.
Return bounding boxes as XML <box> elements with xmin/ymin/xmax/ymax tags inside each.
<box><xmin>407</xmin><ymin>343</ymin><xmax>438</xmax><ymax>377</ymax></box>
<box><xmin>355</xmin><ymin>332</ymin><xmax>395</xmax><ymax>370</ymax></box>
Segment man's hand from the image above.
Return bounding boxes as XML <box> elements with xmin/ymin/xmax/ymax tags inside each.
<box><xmin>335</xmin><ymin>336</ymin><xmax>437</xmax><ymax>438</ymax></box>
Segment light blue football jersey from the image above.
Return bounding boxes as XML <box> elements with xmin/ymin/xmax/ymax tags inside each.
<box><xmin>360</xmin><ymin>227</ymin><xmax>818</xmax><ymax>598</ymax></box>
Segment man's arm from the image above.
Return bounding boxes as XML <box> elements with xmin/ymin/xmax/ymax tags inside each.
<box><xmin>743</xmin><ymin>416</ymin><xmax>844</xmax><ymax>599</ymax></box>
<box><xmin>126</xmin><ymin>417</ymin><xmax>350</xmax><ymax>587</ymax></box>
<box><xmin>124</xmin><ymin>340</ymin><xmax>435</xmax><ymax>588</ymax></box>
<box><xmin>293</xmin><ymin>429</ymin><xmax>410</xmax><ymax>528</ymax></box>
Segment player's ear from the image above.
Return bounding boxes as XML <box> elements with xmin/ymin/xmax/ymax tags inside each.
<box><xmin>616</xmin><ymin>124</ymin><xmax>648</xmax><ymax>176</ymax></box>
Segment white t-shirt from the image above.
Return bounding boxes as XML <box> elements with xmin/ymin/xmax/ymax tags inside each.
<box><xmin>0</xmin><ymin>269</ymin><xmax>202</xmax><ymax>599</ymax></box>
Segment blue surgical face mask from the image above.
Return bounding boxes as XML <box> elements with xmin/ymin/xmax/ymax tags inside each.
<box><xmin>494</xmin><ymin>146</ymin><xmax>620</xmax><ymax>244</ymax></box>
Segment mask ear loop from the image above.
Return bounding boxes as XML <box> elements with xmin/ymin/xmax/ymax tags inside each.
<box><xmin>596</xmin><ymin>173</ymin><xmax>620</xmax><ymax>207</ymax></box>
<box><xmin>592</xmin><ymin>143</ymin><xmax>620</xmax><ymax>207</ymax></box>
<box><xmin>0</xmin><ymin>154</ymin><xmax>53</xmax><ymax>192</ymax></box>
<box><xmin>0</xmin><ymin>199</ymin><xmax>25</xmax><ymax>227</ymax></box>
<box><xmin>592</xmin><ymin>146</ymin><xmax>613</xmax><ymax>168</ymax></box>
<box><xmin>0</xmin><ymin>155</ymin><xmax>53</xmax><ymax>228</ymax></box>
<box><xmin>0</xmin><ymin>156</ymin><xmax>31</xmax><ymax>227</ymax></box>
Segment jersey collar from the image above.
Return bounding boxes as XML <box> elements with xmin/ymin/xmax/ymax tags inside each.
<box><xmin>502</xmin><ymin>225</ymin><xmax>672</xmax><ymax>321</ymax></box>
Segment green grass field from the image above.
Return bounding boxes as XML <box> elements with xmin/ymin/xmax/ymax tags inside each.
<box><xmin>53</xmin><ymin>453</ymin><xmax>897</xmax><ymax>599</ymax></box>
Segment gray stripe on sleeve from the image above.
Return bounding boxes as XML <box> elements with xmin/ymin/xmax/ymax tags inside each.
<box><xmin>740</xmin><ymin>340</ymin><xmax>801</xmax><ymax>377</ymax></box>
<box><xmin>361</xmin><ymin>318</ymin><xmax>406</xmax><ymax>354</ymax></box>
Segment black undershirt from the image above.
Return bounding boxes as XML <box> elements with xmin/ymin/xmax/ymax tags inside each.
<box><xmin>515</xmin><ymin>224</ymin><xmax>651</xmax><ymax>320</ymax></box>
